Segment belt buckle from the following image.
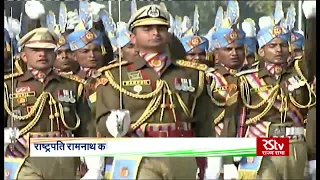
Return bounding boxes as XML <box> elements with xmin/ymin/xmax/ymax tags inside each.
<box><xmin>158</xmin><ymin>131</ymin><xmax>169</xmax><ymax>137</ymax></box>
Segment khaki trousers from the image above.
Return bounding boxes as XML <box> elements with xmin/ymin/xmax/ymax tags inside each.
<box><xmin>137</xmin><ymin>157</ymin><xmax>198</xmax><ymax>180</ymax></box>
<box><xmin>18</xmin><ymin>157</ymin><xmax>80</xmax><ymax>180</ymax></box>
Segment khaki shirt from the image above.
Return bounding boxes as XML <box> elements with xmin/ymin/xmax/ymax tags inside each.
<box><xmin>4</xmin><ymin>70</ymin><xmax>92</xmax><ymax>137</ymax></box>
<box><xmin>95</xmin><ymin>54</ymin><xmax>214</xmax><ymax>137</ymax></box>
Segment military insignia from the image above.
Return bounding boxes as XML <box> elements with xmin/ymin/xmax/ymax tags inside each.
<box><xmin>26</xmin><ymin>106</ymin><xmax>32</xmax><ymax>113</ymax></box>
<box><xmin>15</xmin><ymin>86</ymin><xmax>31</xmax><ymax>93</ymax></box>
<box><xmin>229</xmin><ymin>31</ymin><xmax>238</xmax><ymax>40</ymax></box>
<box><xmin>272</xmin><ymin>26</ymin><xmax>283</xmax><ymax>36</ymax></box>
<box><xmin>122</xmin><ymin>80</ymin><xmax>151</xmax><ymax>86</ymax></box>
<box><xmin>58</xmin><ymin>90</ymin><xmax>76</xmax><ymax>103</ymax></box>
<box><xmin>119</xmin><ymin>166</ymin><xmax>129</xmax><ymax>177</ymax></box>
<box><xmin>291</xmin><ymin>34</ymin><xmax>297</xmax><ymax>42</ymax></box>
<box><xmin>174</xmin><ymin>78</ymin><xmax>182</xmax><ymax>91</ymax></box>
<box><xmin>190</xmin><ymin>36</ymin><xmax>202</xmax><ymax>47</ymax></box>
<box><xmin>10</xmin><ymin>92</ymin><xmax>36</xmax><ymax>105</ymax></box>
<box><xmin>181</xmin><ymin>78</ymin><xmax>189</xmax><ymax>92</ymax></box>
<box><xmin>150</xmin><ymin>59</ymin><xmax>162</xmax><ymax>67</ymax></box>
<box><xmin>229</xmin><ymin>69</ymin><xmax>238</xmax><ymax>75</ymax></box>
<box><xmin>187</xmin><ymin>79</ymin><xmax>195</xmax><ymax>92</ymax></box>
<box><xmin>274</xmin><ymin>66</ymin><xmax>282</xmax><ymax>74</ymax></box>
<box><xmin>85</xmin><ymin>31</ymin><xmax>94</xmax><ymax>40</ymax></box>
<box><xmin>147</xmin><ymin>6</ymin><xmax>160</xmax><ymax>18</ymax></box>
<box><xmin>133</xmin><ymin>85</ymin><xmax>143</xmax><ymax>93</ymax></box>
<box><xmin>127</xmin><ymin>71</ymin><xmax>143</xmax><ymax>80</ymax></box>
<box><xmin>58</xmin><ymin>36</ymin><xmax>66</xmax><ymax>45</ymax></box>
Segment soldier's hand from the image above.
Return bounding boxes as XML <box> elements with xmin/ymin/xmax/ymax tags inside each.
<box><xmin>302</xmin><ymin>1</ymin><xmax>316</xmax><ymax>19</ymax></box>
<box><xmin>80</xmin><ymin>157</ymin><xmax>104</xmax><ymax>180</ymax></box>
<box><xmin>309</xmin><ymin>160</ymin><xmax>316</xmax><ymax>175</ymax></box>
<box><xmin>106</xmin><ymin>110</ymin><xmax>131</xmax><ymax>138</ymax></box>
<box><xmin>4</xmin><ymin>127</ymin><xmax>20</xmax><ymax>152</ymax></box>
<box><xmin>205</xmin><ymin>157</ymin><xmax>223</xmax><ymax>179</ymax></box>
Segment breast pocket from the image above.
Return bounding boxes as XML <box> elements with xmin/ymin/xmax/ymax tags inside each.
<box><xmin>9</xmin><ymin>91</ymin><xmax>38</xmax><ymax>117</ymax></box>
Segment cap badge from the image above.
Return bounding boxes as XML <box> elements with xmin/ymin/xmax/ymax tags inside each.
<box><xmin>291</xmin><ymin>34</ymin><xmax>297</xmax><ymax>42</ymax></box>
<box><xmin>229</xmin><ymin>31</ymin><xmax>238</xmax><ymax>40</ymax></box>
<box><xmin>85</xmin><ymin>31</ymin><xmax>94</xmax><ymax>40</ymax></box>
<box><xmin>147</xmin><ymin>6</ymin><xmax>160</xmax><ymax>18</ymax></box>
<box><xmin>190</xmin><ymin>36</ymin><xmax>202</xmax><ymax>47</ymax></box>
<box><xmin>272</xmin><ymin>26</ymin><xmax>283</xmax><ymax>36</ymax></box>
<box><xmin>58</xmin><ymin>36</ymin><xmax>66</xmax><ymax>45</ymax></box>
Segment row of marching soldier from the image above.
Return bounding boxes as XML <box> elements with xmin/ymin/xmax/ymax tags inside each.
<box><xmin>4</xmin><ymin>0</ymin><xmax>316</xmax><ymax>179</ymax></box>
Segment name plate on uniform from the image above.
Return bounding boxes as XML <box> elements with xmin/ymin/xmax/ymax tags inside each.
<box><xmin>122</xmin><ymin>80</ymin><xmax>151</xmax><ymax>86</ymax></box>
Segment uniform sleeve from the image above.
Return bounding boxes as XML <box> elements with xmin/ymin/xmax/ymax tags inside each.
<box><xmin>73</xmin><ymin>85</ymin><xmax>95</xmax><ymax>137</ymax></box>
<box><xmin>95</xmin><ymin>80</ymin><xmax>121</xmax><ymax>137</ymax></box>
<box><xmin>306</xmin><ymin>105</ymin><xmax>316</xmax><ymax>160</ymax></box>
<box><xmin>193</xmin><ymin>86</ymin><xmax>214</xmax><ymax>137</ymax></box>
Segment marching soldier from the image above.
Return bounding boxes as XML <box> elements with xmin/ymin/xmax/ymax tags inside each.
<box><xmin>206</xmin><ymin>0</ymin><xmax>246</xmax><ymax>139</ymax></box>
<box><xmin>66</xmin><ymin>1</ymin><xmax>108</xmax><ymax>102</ymax></box>
<box><xmin>204</xmin><ymin>1</ymin><xmax>247</xmax><ymax>179</ymax></box>
<box><xmin>4</xmin><ymin>28</ymin><xmax>92</xmax><ymax>179</ymax></box>
<box><xmin>181</xmin><ymin>35</ymin><xmax>210</xmax><ymax>64</ymax></box>
<box><xmin>86</xmin><ymin>4</ymin><xmax>217</xmax><ymax>180</ymax></box>
<box><xmin>222</xmin><ymin>1</ymin><xmax>316</xmax><ymax>179</ymax></box>
<box><xmin>47</xmin><ymin>3</ymin><xmax>80</xmax><ymax>74</ymax></box>
<box><xmin>179</xmin><ymin>6</ymin><xmax>211</xmax><ymax>66</ymax></box>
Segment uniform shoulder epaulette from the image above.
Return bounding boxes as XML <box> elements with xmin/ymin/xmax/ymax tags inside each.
<box><xmin>235</xmin><ymin>66</ymin><xmax>259</xmax><ymax>77</ymax></box>
<box><xmin>4</xmin><ymin>72</ymin><xmax>24</xmax><ymax>80</ymax></box>
<box><xmin>59</xmin><ymin>74</ymin><xmax>87</xmax><ymax>84</ymax></box>
<box><xmin>175</xmin><ymin>60</ymin><xmax>208</xmax><ymax>71</ymax></box>
<box><xmin>98</xmin><ymin>61</ymin><xmax>129</xmax><ymax>73</ymax></box>
<box><xmin>205</xmin><ymin>67</ymin><xmax>216</xmax><ymax>74</ymax></box>
<box><xmin>251</xmin><ymin>61</ymin><xmax>259</xmax><ymax>67</ymax></box>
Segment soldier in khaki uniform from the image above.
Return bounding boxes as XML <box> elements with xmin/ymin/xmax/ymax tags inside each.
<box><xmin>85</xmin><ymin>4</ymin><xmax>216</xmax><ymax>180</ymax></box>
<box><xmin>222</xmin><ymin>2</ymin><xmax>316</xmax><ymax>179</ymax></box>
<box><xmin>4</xmin><ymin>28</ymin><xmax>92</xmax><ymax>179</ymax></box>
<box><xmin>204</xmin><ymin>2</ymin><xmax>247</xmax><ymax>179</ymax></box>
<box><xmin>46</xmin><ymin>4</ymin><xmax>80</xmax><ymax>75</ymax></box>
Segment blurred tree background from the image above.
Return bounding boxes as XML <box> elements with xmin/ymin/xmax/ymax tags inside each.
<box><xmin>5</xmin><ymin>1</ymin><xmax>304</xmax><ymax>34</ymax></box>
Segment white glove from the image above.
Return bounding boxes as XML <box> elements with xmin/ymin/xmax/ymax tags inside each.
<box><xmin>309</xmin><ymin>160</ymin><xmax>316</xmax><ymax>175</ymax></box>
<box><xmin>223</xmin><ymin>164</ymin><xmax>238</xmax><ymax>180</ymax></box>
<box><xmin>302</xmin><ymin>1</ymin><xmax>316</xmax><ymax>19</ymax></box>
<box><xmin>106</xmin><ymin>110</ymin><xmax>131</xmax><ymax>138</ymax></box>
<box><xmin>80</xmin><ymin>156</ymin><xmax>104</xmax><ymax>180</ymax></box>
<box><xmin>4</xmin><ymin>127</ymin><xmax>20</xmax><ymax>152</ymax></box>
<box><xmin>203</xmin><ymin>157</ymin><xmax>222</xmax><ymax>179</ymax></box>
<box><xmin>233</xmin><ymin>157</ymin><xmax>242</xmax><ymax>162</ymax></box>
<box><xmin>25</xmin><ymin>0</ymin><xmax>45</xmax><ymax>20</ymax></box>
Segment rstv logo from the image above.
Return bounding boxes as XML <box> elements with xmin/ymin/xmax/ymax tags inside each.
<box><xmin>256</xmin><ymin>138</ymin><xmax>289</xmax><ymax>156</ymax></box>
